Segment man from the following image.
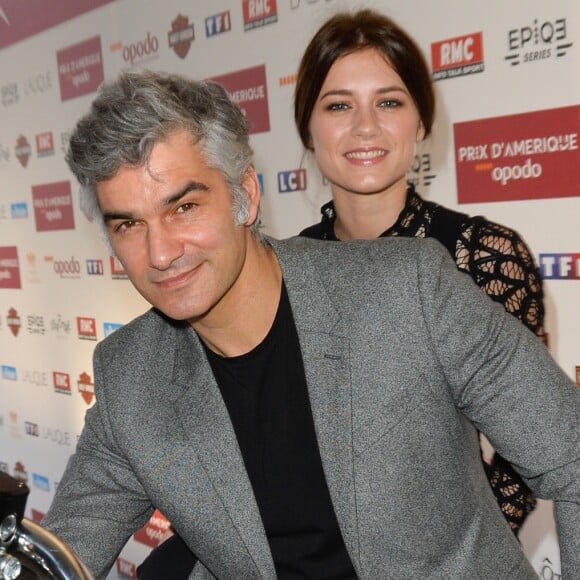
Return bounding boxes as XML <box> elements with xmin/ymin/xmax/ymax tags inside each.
<box><xmin>43</xmin><ymin>70</ymin><xmax>579</xmax><ymax>580</ymax></box>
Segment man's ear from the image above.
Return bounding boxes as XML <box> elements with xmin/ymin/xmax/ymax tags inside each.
<box><xmin>241</xmin><ymin>165</ymin><xmax>261</xmax><ymax>226</ymax></box>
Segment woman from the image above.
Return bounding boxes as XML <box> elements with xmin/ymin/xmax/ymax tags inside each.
<box><xmin>295</xmin><ymin>8</ymin><xmax>544</xmax><ymax>536</ymax></box>
<box><xmin>137</xmin><ymin>9</ymin><xmax>545</xmax><ymax>578</ymax></box>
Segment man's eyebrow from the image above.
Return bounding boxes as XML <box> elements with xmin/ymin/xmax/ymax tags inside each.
<box><xmin>102</xmin><ymin>181</ymin><xmax>210</xmax><ymax>223</ymax></box>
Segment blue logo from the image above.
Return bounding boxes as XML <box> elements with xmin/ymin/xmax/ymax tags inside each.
<box><xmin>278</xmin><ymin>169</ymin><xmax>307</xmax><ymax>193</ymax></box>
<box><xmin>32</xmin><ymin>473</ymin><xmax>50</xmax><ymax>491</ymax></box>
<box><xmin>11</xmin><ymin>202</ymin><xmax>28</xmax><ymax>218</ymax></box>
<box><xmin>103</xmin><ymin>322</ymin><xmax>123</xmax><ymax>337</ymax></box>
<box><xmin>539</xmin><ymin>253</ymin><xmax>580</xmax><ymax>279</ymax></box>
<box><xmin>205</xmin><ymin>11</ymin><xmax>231</xmax><ymax>37</ymax></box>
<box><xmin>1</xmin><ymin>365</ymin><xmax>17</xmax><ymax>381</ymax></box>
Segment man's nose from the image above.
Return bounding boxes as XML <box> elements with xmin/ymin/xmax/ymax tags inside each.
<box><xmin>147</xmin><ymin>223</ymin><xmax>184</xmax><ymax>270</ymax></box>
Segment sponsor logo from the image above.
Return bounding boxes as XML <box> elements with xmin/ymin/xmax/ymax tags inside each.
<box><xmin>77</xmin><ymin>316</ymin><xmax>97</xmax><ymax>340</ymax></box>
<box><xmin>25</xmin><ymin>421</ymin><xmax>40</xmax><ymax>437</ymax></box>
<box><xmin>22</xmin><ymin>369</ymin><xmax>49</xmax><ymax>388</ymax></box>
<box><xmin>1</xmin><ymin>365</ymin><xmax>17</xmax><ymax>381</ymax></box>
<box><xmin>30</xmin><ymin>509</ymin><xmax>45</xmax><ymax>523</ymax></box>
<box><xmin>8</xmin><ymin>411</ymin><xmax>22</xmax><ymax>439</ymax></box>
<box><xmin>78</xmin><ymin>372</ymin><xmax>94</xmax><ymax>405</ymax></box>
<box><xmin>60</xmin><ymin>130</ymin><xmax>73</xmax><ymax>155</ymax></box>
<box><xmin>23</xmin><ymin>71</ymin><xmax>52</xmax><ymax>97</ymax></box>
<box><xmin>257</xmin><ymin>173</ymin><xmax>264</xmax><ymax>194</ymax></box>
<box><xmin>538</xmin><ymin>253</ymin><xmax>580</xmax><ymax>279</ymax></box>
<box><xmin>43</xmin><ymin>426</ymin><xmax>72</xmax><ymax>446</ymax></box>
<box><xmin>86</xmin><ymin>258</ymin><xmax>104</xmax><ymax>276</ymax></box>
<box><xmin>278</xmin><ymin>169</ymin><xmax>307</xmax><ymax>193</ymax></box>
<box><xmin>0</xmin><ymin>143</ymin><xmax>10</xmax><ymax>167</ymax></box>
<box><xmin>0</xmin><ymin>247</ymin><xmax>21</xmax><ymax>289</ymax></box>
<box><xmin>0</xmin><ymin>462</ymin><xmax>8</xmax><ymax>473</ymax></box>
<box><xmin>289</xmin><ymin>0</ymin><xmax>336</xmax><ymax>9</ymax></box>
<box><xmin>506</xmin><ymin>18</ymin><xmax>573</xmax><ymax>66</ymax></box>
<box><xmin>432</xmin><ymin>32</ymin><xmax>484</xmax><ymax>81</ymax></box>
<box><xmin>32</xmin><ymin>473</ymin><xmax>50</xmax><ymax>491</ymax></box>
<box><xmin>111</xmin><ymin>32</ymin><xmax>160</xmax><ymax>67</ymax></box>
<box><xmin>279</xmin><ymin>74</ymin><xmax>296</xmax><ymax>87</ymax></box>
<box><xmin>53</xmin><ymin>371</ymin><xmax>71</xmax><ymax>395</ymax></box>
<box><xmin>26</xmin><ymin>252</ymin><xmax>40</xmax><ymax>284</ymax></box>
<box><xmin>110</xmin><ymin>256</ymin><xmax>128</xmax><ymax>279</ymax></box>
<box><xmin>134</xmin><ymin>510</ymin><xmax>173</xmax><ymax>548</ymax></box>
<box><xmin>539</xmin><ymin>557</ymin><xmax>561</xmax><ymax>580</ymax></box>
<box><xmin>210</xmin><ymin>64</ymin><xmax>270</xmax><ymax>134</ymax></box>
<box><xmin>103</xmin><ymin>322</ymin><xmax>123</xmax><ymax>337</ymax></box>
<box><xmin>33</xmin><ymin>181</ymin><xmax>75</xmax><ymax>231</ymax></box>
<box><xmin>116</xmin><ymin>558</ymin><xmax>137</xmax><ymax>579</ymax></box>
<box><xmin>36</xmin><ymin>131</ymin><xmax>55</xmax><ymax>157</ymax></box>
<box><xmin>205</xmin><ymin>11</ymin><xmax>231</xmax><ymax>38</ymax></box>
<box><xmin>57</xmin><ymin>36</ymin><xmax>104</xmax><ymax>101</ymax></box>
<box><xmin>50</xmin><ymin>314</ymin><xmax>72</xmax><ymax>337</ymax></box>
<box><xmin>454</xmin><ymin>105</ymin><xmax>579</xmax><ymax>203</ymax></box>
<box><xmin>168</xmin><ymin>14</ymin><xmax>194</xmax><ymax>59</ymax></box>
<box><xmin>10</xmin><ymin>202</ymin><xmax>28</xmax><ymax>219</ymax></box>
<box><xmin>27</xmin><ymin>314</ymin><xmax>46</xmax><ymax>336</ymax></box>
<box><xmin>15</xmin><ymin>134</ymin><xmax>31</xmax><ymax>167</ymax></box>
<box><xmin>243</xmin><ymin>0</ymin><xmax>278</xmax><ymax>31</ymax></box>
<box><xmin>7</xmin><ymin>307</ymin><xmax>21</xmax><ymax>336</ymax></box>
<box><xmin>575</xmin><ymin>366</ymin><xmax>580</xmax><ymax>387</ymax></box>
<box><xmin>13</xmin><ymin>461</ymin><xmax>27</xmax><ymax>484</ymax></box>
<box><xmin>408</xmin><ymin>152</ymin><xmax>436</xmax><ymax>188</ymax></box>
<box><xmin>1</xmin><ymin>82</ymin><xmax>18</xmax><ymax>106</ymax></box>
<box><xmin>47</xmin><ymin>255</ymin><xmax>81</xmax><ymax>279</ymax></box>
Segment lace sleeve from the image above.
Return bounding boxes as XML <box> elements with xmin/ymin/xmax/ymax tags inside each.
<box><xmin>455</xmin><ymin>218</ymin><xmax>545</xmax><ymax>534</ymax></box>
<box><xmin>455</xmin><ymin>219</ymin><xmax>546</xmax><ymax>341</ymax></box>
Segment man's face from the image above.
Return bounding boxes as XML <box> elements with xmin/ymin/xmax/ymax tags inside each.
<box><xmin>96</xmin><ymin>130</ymin><xmax>259</xmax><ymax>325</ymax></box>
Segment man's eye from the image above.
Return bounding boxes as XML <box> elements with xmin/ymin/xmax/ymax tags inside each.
<box><xmin>176</xmin><ymin>202</ymin><xmax>196</xmax><ymax>214</ymax></box>
<box><xmin>115</xmin><ymin>221</ymin><xmax>137</xmax><ymax>234</ymax></box>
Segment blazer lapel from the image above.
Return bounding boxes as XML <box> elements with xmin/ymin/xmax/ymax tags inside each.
<box><xmin>171</xmin><ymin>325</ymin><xmax>276</xmax><ymax>579</ymax></box>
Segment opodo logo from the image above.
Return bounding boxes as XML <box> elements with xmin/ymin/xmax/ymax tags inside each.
<box><xmin>454</xmin><ymin>105</ymin><xmax>579</xmax><ymax>203</ymax></box>
<box><xmin>36</xmin><ymin>131</ymin><xmax>55</xmax><ymax>158</ymax></box>
<box><xmin>278</xmin><ymin>169</ymin><xmax>307</xmax><ymax>193</ymax></box>
<box><xmin>134</xmin><ymin>510</ymin><xmax>172</xmax><ymax>548</ymax></box>
<box><xmin>505</xmin><ymin>18</ymin><xmax>573</xmax><ymax>66</ymax></box>
<box><xmin>538</xmin><ymin>253</ymin><xmax>580</xmax><ymax>280</ymax></box>
<box><xmin>77</xmin><ymin>372</ymin><xmax>94</xmax><ymax>405</ymax></box>
<box><xmin>53</xmin><ymin>371</ymin><xmax>71</xmax><ymax>395</ymax></box>
<box><xmin>110</xmin><ymin>31</ymin><xmax>160</xmax><ymax>67</ymax></box>
<box><xmin>168</xmin><ymin>14</ymin><xmax>194</xmax><ymax>59</ymax></box>
<box><xmin>116</xmin><ymin>558</ymin><xmax>137</xmax><ymax>579</ymax></box>
<box><xmin>32</xmin><ymin>181</ymin><xmax>75</xmax><ymax>231</ymax></box>
<box><xmin>210</xmin><ymin>64</ymin><xmax>270</xmax><ymax>134</ymax></box>
<box><xmin>46</xmin><ymin>255</ymin><xmax>81</xmax><ymax>280</ymax></box>
<box><xmin>242</xmin><ymin>0</ymin><xmax>278</xmax><ymax>31</ymax></box>
<box><xmin>15</xmin><ymin>134</ymin><xmax>31</xmax><ymax>167</ymax></box>
<box><xmin>431</xmin><ymin>32</ymin><xmax>484</xmax><ymax>81</ymax></box>
<box><xmin>77</xmin><ymin>316</ymin><xmax>97</xmax><ymax>341</ymax></box>
<box><xmin>205</xmin><ymin>11</ymin><xmax>231</xmax><ymax>38</ymax></box>
<box><xmin>57</xmin><ymin>36</ymin><xmax>104</xmax><ymax>101</ymax></box>
<box><xmin>0</xmin><ymin>246</ymin><xmax>21</xmax><ymax>289</ymax></box>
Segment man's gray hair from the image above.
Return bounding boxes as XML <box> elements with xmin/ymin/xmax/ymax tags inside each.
<box><xmin>66</xmin><ymin>69</ymin><xmax>261</xmax><ymax>241</ymax></box>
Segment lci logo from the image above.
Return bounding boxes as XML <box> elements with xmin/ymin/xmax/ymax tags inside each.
<box><xmin>210</xmin><ymin>64</ymin><xmax>270</xmax><ymax>135</ymax></box>
<box><xmin>278</xmin><ymin>169</ymin><xmax>307</xmax><ymax>193</ymax></box>
<box><xmin>110</xmin><ymin>256</ymin><xmax>128</xmax><ymax>279</ymax></box>
<box><xmin>454</xmin><ymin>105</ymin><xmax>579</xmax><ymax>203</ymax></box>
<box><xmin>431</xmin><ymin>32</ymin><xmax>484</xmax><ymax>81</ymax></box>
<box><xmin>538</xmin><ymin>253</ymin><xmax>580</xmax><ymax>279</ymax></box>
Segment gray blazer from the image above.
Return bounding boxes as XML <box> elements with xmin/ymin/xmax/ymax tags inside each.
<box><xmin>43</xmin><ymin>236</ymin><xmax>580</xmax><ymax>579</ymax></box>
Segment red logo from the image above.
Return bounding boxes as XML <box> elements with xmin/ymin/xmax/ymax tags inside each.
<box><xmin>13</xmin><ymin>462</ymin><xmax>28</xmax><ymax>484</ymax></box>
<box><xmin>77</xmin><ymin>317</ymin><xmax>97</xmax><ymax>341</ymax></box>
<box><xmin>15</xmin><ymin>134</ymin><xmax>31</xmax><ymax>167</ymax></box>
<box><xmin>116</xmin><ymin>558</ymin><xmax>137</xmax><ymax>579</ymax></box>
<box><xmin>77</xmin><ymin>372</ymin><xmax>95</xmax><ymax>405</ymax></box>
<box><xmin>210</xmin><ymin>64</ymin><xmax>270</xmax><ymax>134</ymax></box>
<box><xmin>110</xmin><ymin>256</ymin><xmax>128</xmax><ymax>279</ymax></box>
<box><xmin>7</xmin><ymin>307</ymin><xmax>21</xmax><ymax>337</ymax></box>
<box><xmin>242</xmin><ymin>0</ymin><xmax>278</xmax><ymax>31</ymax></box>
<box><xmin>431</xmin><ymin>32</ymin><xmax>484</xmax><ymax>81</ymax></box>
<box><xmin>32</xmin><ymin>181</ymin><xmax>75</xmax><ymax>231</ymax></box>
<box><xmin>454</xmin><ymin>105</ymin><xmax>580</xmax><ymax>203</ymax></box>
<box><xmin>53</xmin><ymin>371</ymin><xmax>71</xmax><ymax>395</ymax></box>
<box><xmin>133</xmin><ymin>510</ymin><xmax>173</xmax><ymax>548</ymax></box>
<box><xmin>168</xmin><ymin>15</ymin><xmax>194</xmax><ymax>59</ymax></box>
<box><xmin>36</xmin><ymin>131</ymin><xmax>55</xmax><ymax>157</ymax></box>
<box><xmin>0</xmin><ymin>247</ymin><xmax>21</xmax><ymax>289</ymax></box>
<box><xmin>30</xmin><ymin>508</ymin><xmax>45</xmax><ymax>523</ymax></box>
<box><xmin>57</xmin><ymin>36</ymin><xmax>104</xmax><ymax>101</ymax></box>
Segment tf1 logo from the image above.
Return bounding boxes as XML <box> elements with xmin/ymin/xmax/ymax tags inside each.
<box><xmin>278</xmin><ymin>169</ymin><xmax>307</xmax><ymax>193</ymax></box>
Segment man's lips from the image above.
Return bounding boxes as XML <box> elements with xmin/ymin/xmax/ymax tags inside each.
<box><xmin>152</xmin><ymin>264</ymin><xmax>202</xmax><ymax>288</ymax></box>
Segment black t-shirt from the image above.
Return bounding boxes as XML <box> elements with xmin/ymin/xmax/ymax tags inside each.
<box><xmin>203</xmin><ymin>282</ymin><xmax>357</xmax><ymax>579</ymax></box>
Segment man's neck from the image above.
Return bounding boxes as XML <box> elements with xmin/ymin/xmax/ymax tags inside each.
<box><xmin>192</xmin><ymin>239</ymin><xmax>283</xmax><ymax>358</ymax></box>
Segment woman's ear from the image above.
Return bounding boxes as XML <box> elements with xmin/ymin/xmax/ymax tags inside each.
<box><xmin>416</xmin><ymin>121</ymin><xmax>426</xmax><ymax>142</ymax></box>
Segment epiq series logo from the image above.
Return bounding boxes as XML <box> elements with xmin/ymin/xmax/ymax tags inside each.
<box><xmin>243</xmin><ymin>0</ymin><xmax>278</xmax><ymax>31</ymax></box>
<box><xmin>538</xmin><ymin>253</ymin><xmax>580</xmax><ymax>279</ymax></box>
<box><xmin>168</xmin><ymin>14</ymin><xmax>194</xmax><ymax>59</ymax></box>
<box><xmin>431</xmin><ymin>32</ymin><xmax>484</xmax><ymax>81</ymax></box>
<box><xmin>0</xmin><ymin>246</ymin><xmax>21</xmax><ymax>289</ymax></box>
<box><xmin>32</xmin><ymin>181</ymin><xmax>75</xmax><ymax>231</ymax></box>
<box><xmin>210</xmin><ymin>64</ymin><xmax>271</xmax><ymax>134</ymax></box>
<box><xmin>505</xmin><ymin>17</ymin><xmax>573</xmax><ymax>66</ymax></box>
<box><xmin>57</xmin><ymin>36</ymin><xmax>104</xmax><ymax>101</ymax></box>
<box><xmin>454</xmin><ymin>105</ymin><xmax>579</xmax><ymax>203</ymax></box>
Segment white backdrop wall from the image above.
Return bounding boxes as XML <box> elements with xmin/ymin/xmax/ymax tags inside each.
<box><xmin>0</xmin><ymin>1</ymin><xmax>578</xmax><ymax>578</ymax></box>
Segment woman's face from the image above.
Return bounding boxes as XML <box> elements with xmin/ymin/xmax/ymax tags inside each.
<box><xmin>308</xmin><ymin>48</ymin><xmax>424</xmax><ymax>200</ymax></box>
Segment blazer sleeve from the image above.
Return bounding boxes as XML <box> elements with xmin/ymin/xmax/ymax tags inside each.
<box><xmin>414</xmin><ymin>239</ymin><xmax>580</xmax><ymax>578</ymax></box>
<box><xmin>42</xmin><ymin>343</ymin><xmax>154</xmax><ymax>580</ymax></box>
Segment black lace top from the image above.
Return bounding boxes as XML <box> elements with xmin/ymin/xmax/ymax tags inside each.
<box><xmin>300</xmin><ymin>184</ymin><xmax>546</xmax><ymax>534</ymax></box>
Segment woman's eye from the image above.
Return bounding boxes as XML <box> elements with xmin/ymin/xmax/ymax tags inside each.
<box><xmin>379</xmin><ymin>99</ymin><xmax>401</xmax><ymax>109</ymax></box>
<box><xmin>326</xmin><ymin>102</ymin><xmax>349</xmax><ymax>111</ymax></box>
